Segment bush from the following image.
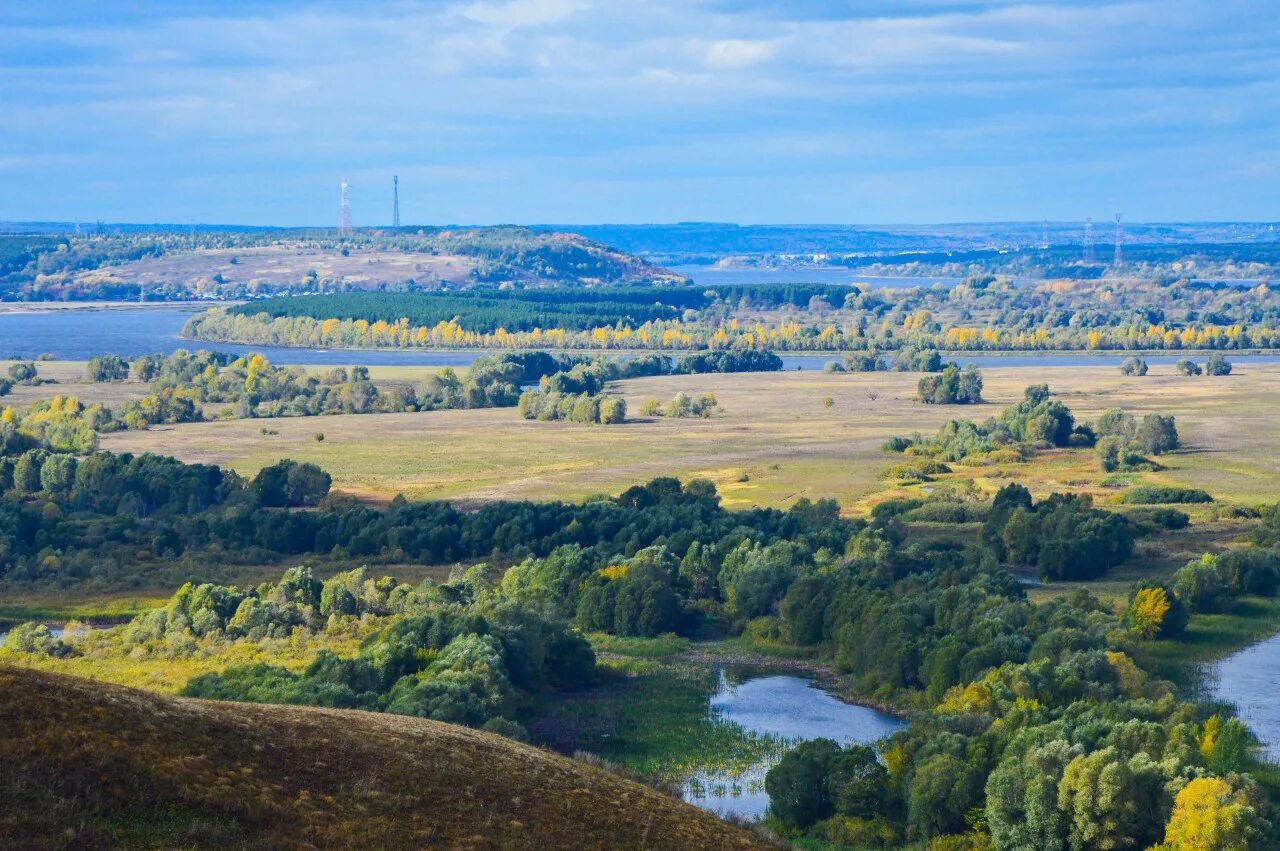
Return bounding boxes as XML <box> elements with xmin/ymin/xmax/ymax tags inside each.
<box><xmin>1127</xmin><ymin>507</ymin><xmax>1190</xmax><ymax>531</ymax></box>
<box><xmin>1205</xmin><ymin>352</ymin><xmax>1232</xmax><ymax>376</ymax></box>
<box><xmin>918</xmin><ymin>364</ymin><xmax>983</xmax><ymax>405</ymax></box>
<box><xmin>904</xmin><ymin>501</ymin><xmax>988</xmax><ymax>523</ymax></box>
<box><xmin>86</xmin><ymin>355</ymin><xmax>130</xmax><ymax>382</ymax></box>
<box><xmin>1118</xmin><ymin>485</ymin><xmax>1211</xmax><ymax>505</ymax></box>
<box><xmin>8</xmin><ymin>362</ymin><xmax>37</xmax><ymax>384</ymax></box>
<box><xmin>1174</xmin><ymin>359</ymin><xmax>1202</xmax><ymax>376</ymax></box>
<box><xmin>1131</xmin><ymin>414</ymin><xmax>1179</xmax><ymax>455</ymax></box>
<box><xmin>882</xmin><ymin>460</ymin><xmax>952</xmax><ymax>482</ymax></box>
<box><xmin>1120</xmin><ymin>357</ymin><xmax>1148</xmax><ymax>376</ymax></box>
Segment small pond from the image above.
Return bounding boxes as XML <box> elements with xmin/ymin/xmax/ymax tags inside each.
<box><xmin>1211</xmin><ymin>631</ymin><xmax>1280</xmax><ymax>763</ymax></box>
<box><xmin>682</xmin><ymin>668</ymin><xmax>904</xmax><ymax>819</ymax></box>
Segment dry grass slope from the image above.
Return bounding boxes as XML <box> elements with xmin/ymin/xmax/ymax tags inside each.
<box><xmin>0</xmin><ymin>666</ymin><xmax>769</xmax><ymax>851</ymax></box>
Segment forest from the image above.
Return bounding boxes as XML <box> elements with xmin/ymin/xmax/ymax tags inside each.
<box><xmin>184</xmin><ymin>276</ymin><xmax>1280</xmax><ymax>353</ymax></box>
<box><xmin>5</xmin><ymin>436</ymin><xmax>1280</xmax><ymax>847</ymax></box>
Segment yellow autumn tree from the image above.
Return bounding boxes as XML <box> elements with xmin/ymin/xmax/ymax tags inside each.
<box><xmin>1152</xmin><ymin>776</ymin><xmax>1266</xmax><ymax>851</ymax></box>
<box><xmin>1126</xmin><ymin>586</ymin><xmax>1171</xmax><ymax>639</ymax></box>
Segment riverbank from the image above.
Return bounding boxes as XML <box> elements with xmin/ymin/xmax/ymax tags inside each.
<box><xmin>534</xmin><ymin>634</ymin><xmax>905</xmax><ymax>820</ymax></box>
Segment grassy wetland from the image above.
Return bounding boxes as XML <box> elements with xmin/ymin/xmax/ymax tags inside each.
<box><xmin>99</xmin><ymin>361</ymin><xmax>1280</xmax><ymax>508</ymax></box>
<box><xmin>5</xmin><ymin>327</ymin><xmax>1280</xmax><ymax>848</ymax></box>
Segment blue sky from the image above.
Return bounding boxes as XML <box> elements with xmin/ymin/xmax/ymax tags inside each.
<box><xmin>2</xmin><ymin>0</ymin><xmax>1277</xmax><ymax>225</ymax></box>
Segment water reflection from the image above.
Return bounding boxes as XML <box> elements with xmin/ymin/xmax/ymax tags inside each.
<box><xmin>1211</xmin><ymin>631</ymin><xmax>1280</xmax><ymax>763</ymax></box>
<box><xmin>682</xmin><ymin>668</ymin><xmax>903</xmax><ymax>820</ymax></box>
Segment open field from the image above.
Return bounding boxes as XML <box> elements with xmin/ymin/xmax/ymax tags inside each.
<box><xmin>101</xmin><ymin>362</ymin><xmax>1280</xmax><ymax>510</ymax></box>
<box><xmin>71</xmin><ymin>243</ymin><xmax>476</xmax><ymax>289</ymax></box>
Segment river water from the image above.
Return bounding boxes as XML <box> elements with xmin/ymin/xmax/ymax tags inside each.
<box><xmin>4</xmin><ymin>307</ymin><xmax>1280</xmax><ymax>371</ymax></box>
<box><xmin>1211</xmin><ymin>632</ymin><xmax>1280</xmax><ymax>763</ymax></box>
<box><xmin>683</xmin><ymin>669</ymin><xmax>903</xmax><ymax>820</ymax></box>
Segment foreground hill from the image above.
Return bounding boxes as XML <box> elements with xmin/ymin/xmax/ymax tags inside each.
<box><xmin>0</xmin><ymin>666</ymin><xmax>768</xmax><ymax>850</ymax></box>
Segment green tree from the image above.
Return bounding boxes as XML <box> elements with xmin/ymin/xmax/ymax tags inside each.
<box><xmin>1204</xmin><ymin>353</ymin><xmax>1232</xmax><ymax>376</ymax></box>
<box><xmin>986</xmin><ymin>739</ymin><xmax>1080</xmax><ymax>851</ymax></box>
<box><xmin>1120</xmin><ymin>357</ymin><xmax>1148</xmax><ymax>376</ymax></box>
<box><xmin>1057</xmin><ymin>747</ymin><xmax>1166</xmax><ymax>851</ymax></box>
<box><xmin>1133</xmin><ymin>414</ymin><xmax>1179</xmax><ymax>455</ymax></box>
<box><xmin>86</xmin><ymin>355</ymin><xmax>130</xmax><ymax>382</ymax></box>
<box><xmin>765</xmin><ymin>738</ymin><xmax>839</xmax><ymax>829</ymax></box>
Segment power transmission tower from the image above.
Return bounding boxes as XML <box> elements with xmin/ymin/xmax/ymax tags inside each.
<box><xmin>1113</xmin><ymin>213</ymin><xmax>1123</xmax><ymax>266</ymax></box>
<box><xmin>1083</xmin><ymin>217</ymin><xmax>1094</xmax><ymax>263</ymax></box>
<box><xmin>338</xmin><ymin>179</ymin><xmax>352</xmax><ymax>236</ymax></box>
<box><xmin>393</xmin><ymin>175</ymin><xmax>400</xmax><ymax>228</ymax></box>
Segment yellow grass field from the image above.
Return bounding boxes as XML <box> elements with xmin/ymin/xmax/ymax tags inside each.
<box><xmin>99</xmin><ymin>363</ymin><xmax>1280</xmax><ymax>511</ymax></box>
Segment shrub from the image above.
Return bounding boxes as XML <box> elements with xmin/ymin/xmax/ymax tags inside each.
<box><xmin>1127</xmin><ymin>507</ymin><xmax>1190</xmax><ymax>531</ymax></box>
<box><xmin>1120</xmin><ymin>357</ymin><xmax>1148</xmax><ymax>376</ymax></box>
<box><xmin>1174</xmin><ymin>359</ymin><xmax>1202</xmax><ymax>376</ymax></box>
<box><xmin>1205</xmin><ymin>352</ymin><xmax>1232</xmax><ymax>376</ymax></box>
<box><xmin>1132</xmin><ymin>414</ymin><xmax>1179</xmax><ymax>455</ymax></box>
<box><xmin>882</xmin><ymin>460</ymin><xmax>952</xmax><ymax>482</ymax></box>
<box><xmin>918</xmin><ymin>364</ymin><xmax>983</xmax><ymax>405</ymax></box>
<box><xmin>86</xmin><ymin>355</ymin><xmax>130</xmax><ymax>382</ymax></box>
<box><xmin>1118</xmin><ymin>485</ymin><xmax>1211</xmax><ymax>505</ymax></box>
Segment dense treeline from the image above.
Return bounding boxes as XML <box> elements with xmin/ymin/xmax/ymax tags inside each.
<box><xmin>0</xmin><ymin>462</ymin><xmax>854</xmax><ymax>588</ymax></box>
<box><xmin>186</xmin><ymin>276</ymin><xmax>1280</xmax><ymax>353</ymax></box>
<box><xmin>230</xmin><ymin>290</ymin><xmax>685</xmax><ymax>333</ymax></box>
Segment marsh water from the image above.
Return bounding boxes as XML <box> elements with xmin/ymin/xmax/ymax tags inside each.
<box><xmin>1211</xmin><ymin>632</ymin><xmax>1280</xmax><ymax>763</ymax></box>
<box><xmin>682</xmin><ymin>669</ymin><xmax>903</xmax><ymax>819</ymax></box>
<box><xmin>5</xmin><ymin>307</ymin><xmax>1280</xmax><ymax>371</ymax></box>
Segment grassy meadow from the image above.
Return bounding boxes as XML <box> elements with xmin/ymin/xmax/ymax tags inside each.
<box><xmin>97</xmin><ymin>362</ymin><xmax>1280</xmax><ymax>511</ymax></box>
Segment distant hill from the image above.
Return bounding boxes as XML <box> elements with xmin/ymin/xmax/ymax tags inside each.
<box><xmin>1</xmin><ymin>227</ymin><xmax>687</xmax><ymax>301</ymax></box>
<box><xmin>0</xmin><ymin>666</ymin><xmax>769</xmax><ymax>850</ymax></box>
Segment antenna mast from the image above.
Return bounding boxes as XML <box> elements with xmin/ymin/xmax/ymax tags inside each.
<box><xmin>1113</xmin><ymin>213</ymin><xmax>1123</xmax><ymax>267</ymax></box>
<box><xmin>393</xmin><ymin>175</ymin><xmax>400</xmax><ymax>228</ymax></box>
<box><xmin>1083</xmin><ymin>217</ymin><xmax>1094</xmax><ymax>263</ymax></box>
<box><xmin>338</xmin><ymin>179</ymin><xmax>352</xmax><ymax>236</ymax></box>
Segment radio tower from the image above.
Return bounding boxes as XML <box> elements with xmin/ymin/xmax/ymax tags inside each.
<box><xmin>1083</xmin><ymin>217</ymin><xmax>1094</xmax><ymax>263</ymax></box>
<box><xmin>1113</xmin><ymin>213</ymin><xmax>1123</xmax><ymax>266</ymax></box>
<box><xmin>1041</xmin><ymin>219</ymin><xmax>1049</xmax><ymax>250</ymax></box>
<box><xmin>338</xmin><ymin>179</ymin><xmax>352</xmax><ymax>236</ymax></box>
<box><xmin>392</xmin><ymin>175</ymin><xmax>400</xmax><ymax>228</ymax></box>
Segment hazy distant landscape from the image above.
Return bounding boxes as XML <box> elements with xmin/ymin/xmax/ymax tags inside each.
<box><xmin>5</xmin><ymin>1</ymin><xmax>1280</xmax><ymax>849</ymax></box>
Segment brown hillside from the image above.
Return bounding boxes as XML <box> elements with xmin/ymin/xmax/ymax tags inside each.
<box><xmin>0</xmin><ymin>666</ymin><xmax>769</xmax><ymax>850</ymax></box>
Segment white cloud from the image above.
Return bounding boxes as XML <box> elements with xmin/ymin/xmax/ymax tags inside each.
<box><xmin>703</xmin><ymin>38</ymin><xmax>777</xmax><ymax>70</ymax></box>
<box><xmin>459</xmin><ymin>0</ymin><xmax>590</xmax><ymax>29</ymax></box>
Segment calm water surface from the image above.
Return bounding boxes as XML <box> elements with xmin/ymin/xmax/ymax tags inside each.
<box><xmin>1211</xmin><ymin>632</ymin><xmax>1280</xmax><ymax>763</ymax></box>
<box><xmin>670</xmin><ymin>264</ymin><xmax>967</xmax><ymax>288</ymax></box>
<box><xmin>683</xmin><ymin>670</ymin><xmax>903</xmax><ymax>820</ymax></box>
<box><xmin>4</xmin><ymin>307</ymin><xmax>1280</xmax><ymax>371</ymax></box>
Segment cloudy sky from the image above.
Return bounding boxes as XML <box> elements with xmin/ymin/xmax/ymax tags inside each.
<box><xmin>2</xmin><ymin>0</ymin><xmax>1277</xmax><ymax>225</ymax></box>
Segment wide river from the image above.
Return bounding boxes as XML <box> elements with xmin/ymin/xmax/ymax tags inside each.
<box><xmin>684</xmin><ymin>669</ymin><xmax>903</xmax><ymax>819</ymax></box>
<box><xmin>5</xmin><ymin>306</ymin><xmax>1280</xmax><ymax>371</ymax></box>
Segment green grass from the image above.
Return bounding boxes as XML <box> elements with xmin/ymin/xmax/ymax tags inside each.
<box><xmin>530</xmin><ymin>660</ymin><xmax>781</xmax><ymax>783</ymax></box>
<box><xmin>97</xmin><ymin>364</ymin><xmax>1280</xmax><ymax>509</ymax></box>
<box><xmin>1144</xmin><ymin>596</ymin><xmax>1280</xmax><ymax>686</ymax></box>
<box><xmin>0</xmin><ymin>593</ymin><xmax>167</xmax><ymax>628</ymax></box>
<box><xmin>587</xmin><ymin>632</ymin><xmax>691</xmax><ymax>658</ymax></box>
